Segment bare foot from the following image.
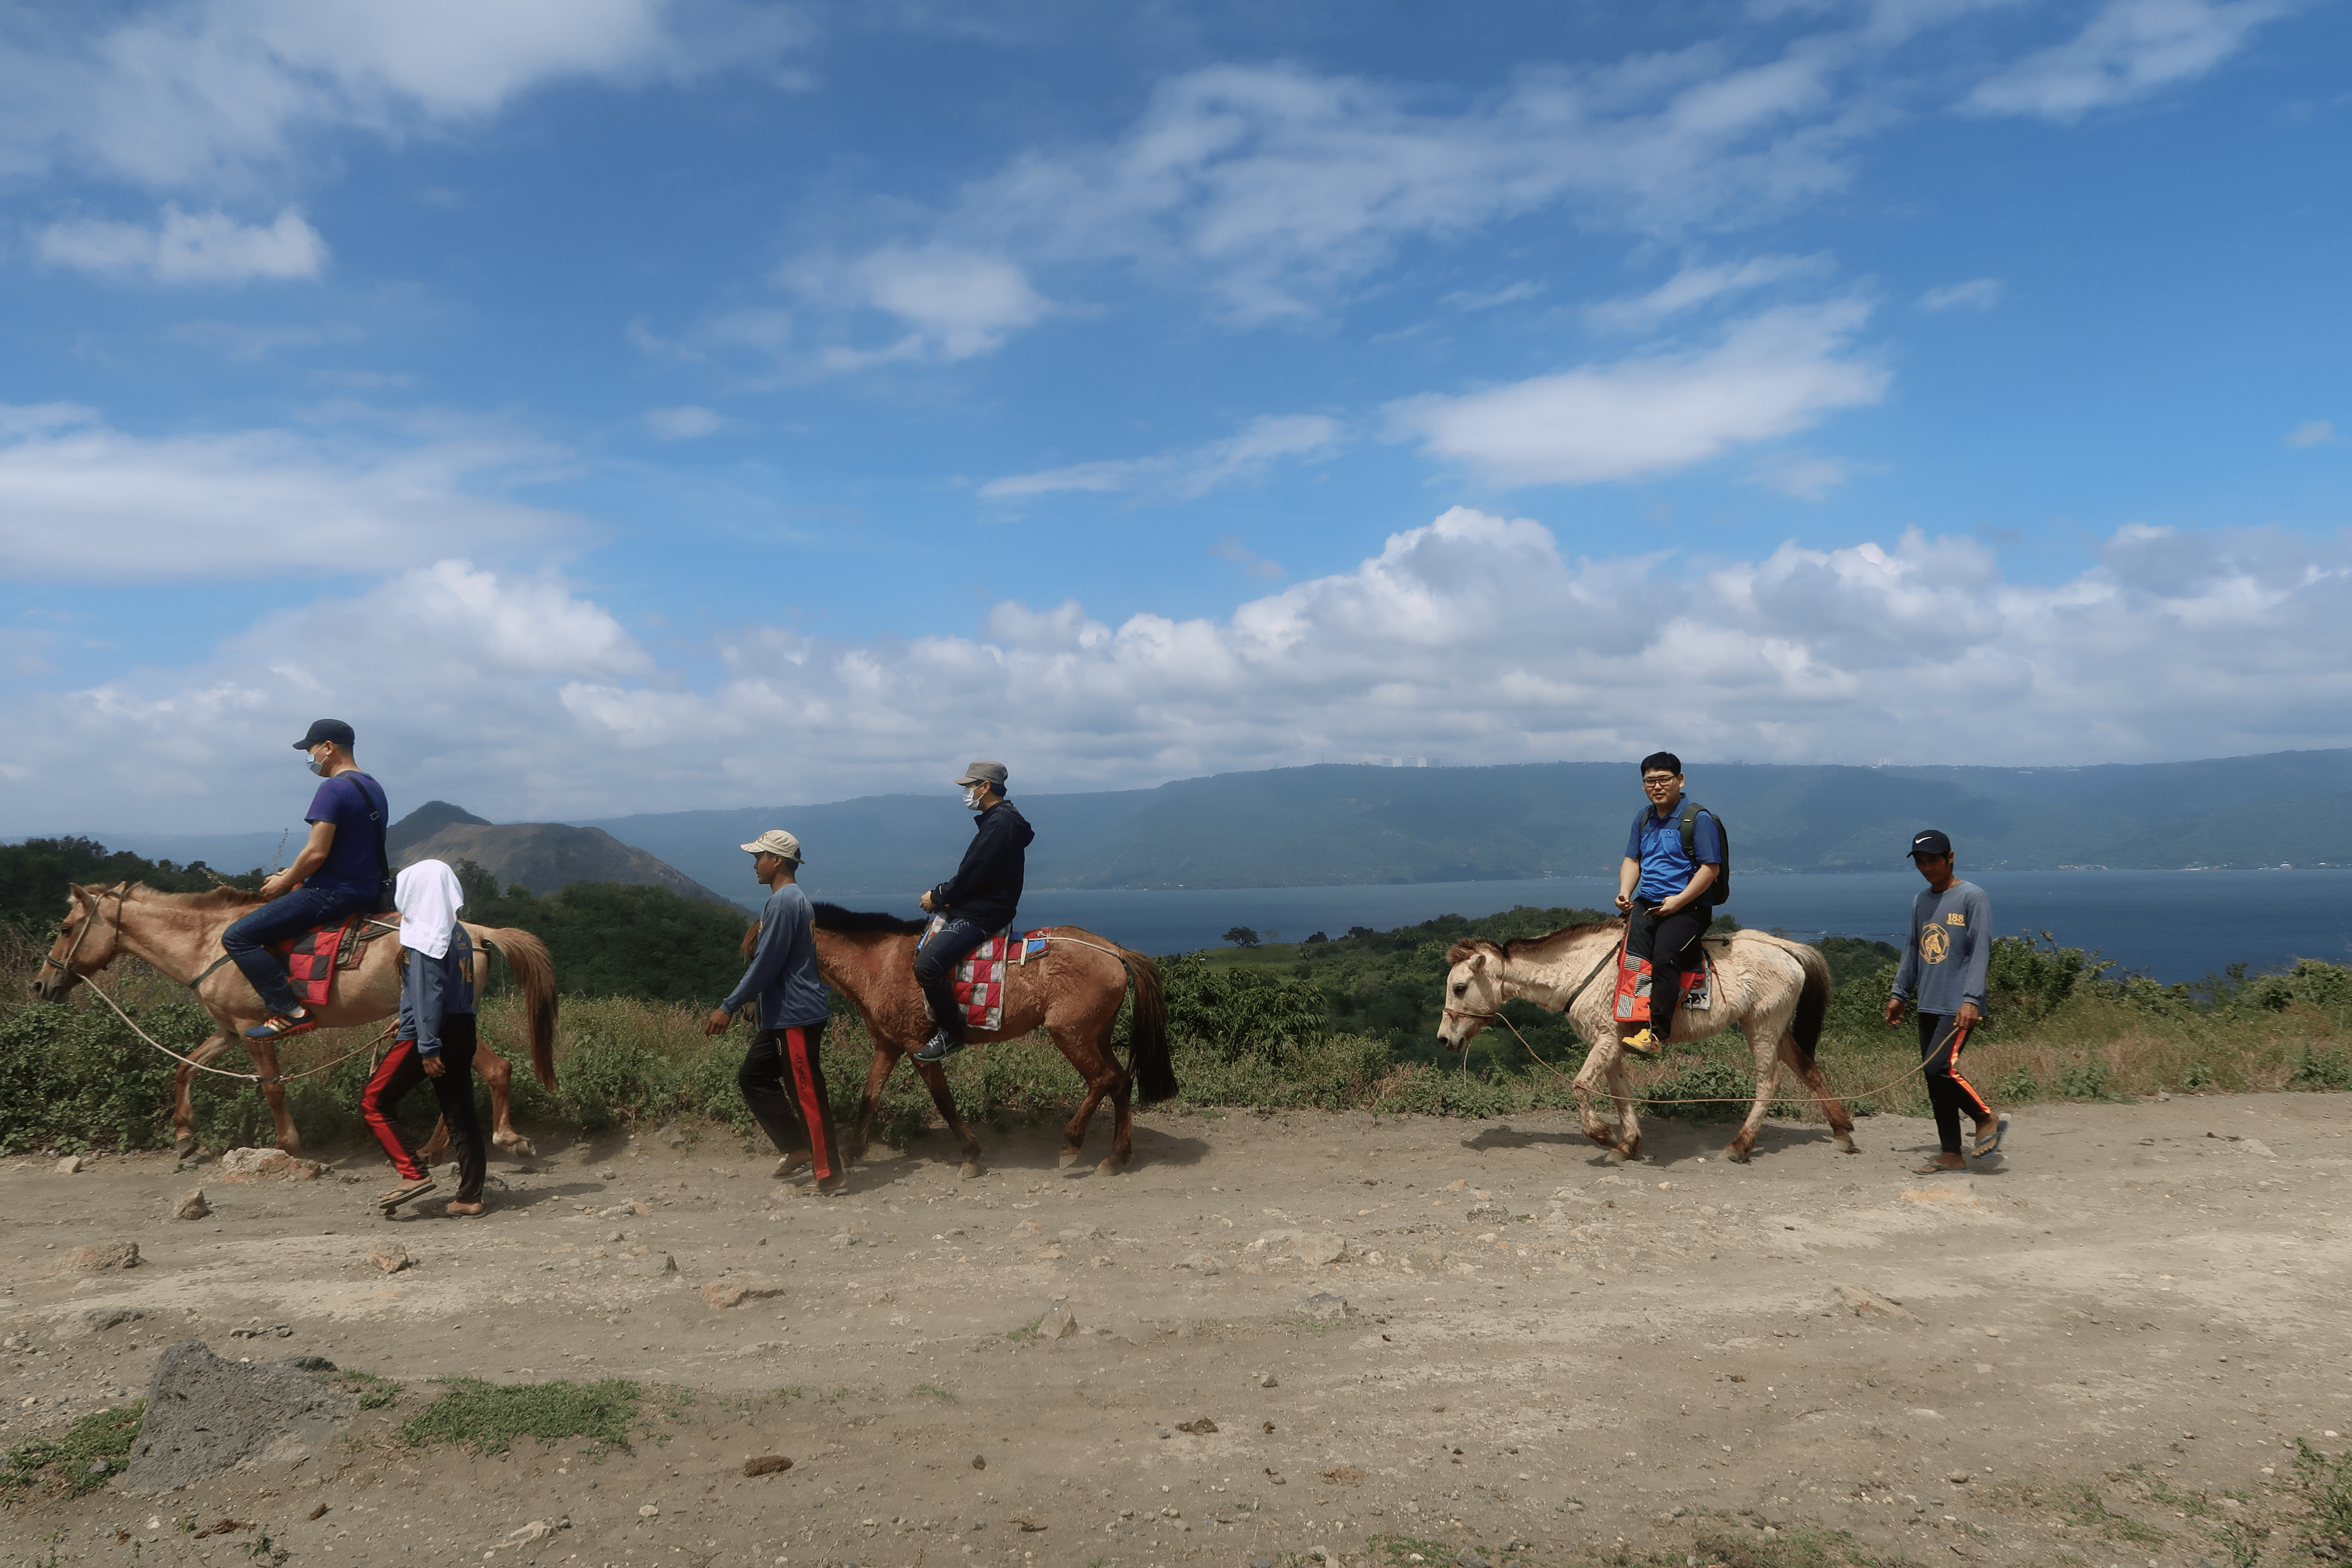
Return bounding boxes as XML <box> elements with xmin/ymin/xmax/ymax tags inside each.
<box><xmin>815</xmin><ymin>1175</ymin><xmax>848</xmax><ymax>1197</ymax></box>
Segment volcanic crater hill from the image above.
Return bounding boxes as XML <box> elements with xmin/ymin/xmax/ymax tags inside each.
<box><xmin>389</xmin><ymin>801</ymin><xmax>737</xmax><ymax>907</ymax></box>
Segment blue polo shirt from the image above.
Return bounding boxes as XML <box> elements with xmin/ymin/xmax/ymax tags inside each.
<box><xmin>1626</xmin><ymin>802</ymin><xmax>1725</xmax><ymax>903</ymax></box>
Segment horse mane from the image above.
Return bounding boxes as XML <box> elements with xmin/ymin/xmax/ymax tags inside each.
<box><xmin>94</xmin><ymin>882</ymin><xmax>268</xmax><ymax>910</ymax></box>
<box><xmin>810</xmin><ymin>902</ymin><xmax>928</xmax><ymax>937</ymax></box>
<box><xmin>1445</xmin><ymin>918</ymin><xmax>1620</xmax><ymax>967</ymax></box>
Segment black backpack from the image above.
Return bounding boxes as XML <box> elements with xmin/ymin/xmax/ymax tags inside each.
<box><xmin>337</xmin><ymin>772</ymin><xmax>397</xmax><ymax>914</ymax></box>
<box><xmin>1630</xmin><ymin>799</ymin><xmax>1732</xmax><ymax>906</ymax></box>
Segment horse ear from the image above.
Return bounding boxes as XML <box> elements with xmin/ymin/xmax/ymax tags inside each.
<box><xmin>1467</xmin><ymin>951</ymin><xmax>1487</xmax><ymax>972</ymax></box>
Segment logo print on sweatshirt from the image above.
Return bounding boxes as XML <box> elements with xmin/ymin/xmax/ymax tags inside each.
<box><xmin>1920</xmin><ymin>925</ymin><xmax>1950</xmax><ymax>965</ymax></box>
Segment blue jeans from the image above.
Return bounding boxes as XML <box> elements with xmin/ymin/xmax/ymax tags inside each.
<box><xmin>913</xmin><ymin>916</ymin><xmax>999</xmax><ymax>1043</ymax></box>
<box><xmin>222</xmin><ymin>885</ymin><xmax>368</xmax><ymax>1017</ymax></box>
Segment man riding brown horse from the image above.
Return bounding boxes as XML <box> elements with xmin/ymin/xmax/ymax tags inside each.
<box><xmin>912</xmin><ymin>761</ymin><xmax>1033</xmax><ymax>1064</ymax></box>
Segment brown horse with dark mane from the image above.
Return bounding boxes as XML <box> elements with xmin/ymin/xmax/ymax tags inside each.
<box><xmin>33</xmin><ymin>882</ymin><xmax>557</xmax><ymax>1159</ymax></box>
<box><xmin>753</xmin><ymin>905</ymin><xmax>1174</xmax><ymax>1176</ymax></box>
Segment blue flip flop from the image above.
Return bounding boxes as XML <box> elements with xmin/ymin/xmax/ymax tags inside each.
<box><xmin>1972</xmin><ymin>1115</ymin><xmax>2011</xmax><ymax>1158</ymax></box>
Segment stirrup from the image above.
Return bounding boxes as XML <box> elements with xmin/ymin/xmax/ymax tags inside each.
<box><xmin>245</xmin><ymin>1012</ymin><xmax>317</xmax><ymax>1041</ymax></box>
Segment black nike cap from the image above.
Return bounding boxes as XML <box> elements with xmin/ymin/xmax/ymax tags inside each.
<box><xmin>1908</xmin><ymin>828</ymin><xmax>1953</xmax><ymax>859</ymax></box>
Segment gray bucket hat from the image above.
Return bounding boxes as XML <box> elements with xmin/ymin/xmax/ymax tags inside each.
<box><xmin>952</xmin><ymin>760</ymin><xmax>1008</xmax><ymax>787</ymax></box>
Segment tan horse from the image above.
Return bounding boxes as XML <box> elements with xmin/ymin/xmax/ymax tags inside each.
<box><xmin>33</xmin><ymin>882</ymin><xmax>557</xmax><ymax>1159</ymax></box>
<box><xmin>1436</xmin><ymin>919</ymin><xmax>1857</xmax><ymax>1164</ymax></box>
<box><xmin>769</xmin><ymin>905</ymin><xmax>1174</xmax><ymax>1176</ymax></box>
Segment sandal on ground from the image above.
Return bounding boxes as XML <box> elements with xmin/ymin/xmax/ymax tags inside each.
<box><xmin>814</xmin><ymin>1176</ymin><xmax>849</xmax><ymax>1197</ymax></box>
<box><xmin>773</xmin><ymin>1151</ymin><xmax>812</xmax><ymax>1179</ymax></box>
<box><xmin>244</xmin><ymin>1012</ymin><xmax>317</xmax><ymax>1041</ymax></box>
<box><xmin>1910</xmin><ymin>1159</ymin><xmax>1967</xmax><ymax>1175</ymax></box>
<box><xmin>441</xmin><ymin>1200</ymin><xmax>485</xmax><ymax>1217</ymax></box>
<box><xmin>1972</xmin><ymin>1115</ymin><xmax>2010</xmax><ymax>1158</ymax></box>
<box><xmin>378</xmin><ymin>1178</ymin><xmax>436</xmax><ymax>1213</ymax></box>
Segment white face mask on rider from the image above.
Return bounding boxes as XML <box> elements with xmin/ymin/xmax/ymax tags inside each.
<box><xmin>962</xmin><ymin>785</ymin><xmax>986</xmax><ymax>811</ymax></box>
<box><xmin>306</xmin><ymin>749</ymin><xmax>329</xmax><ymax>777</ymax></box>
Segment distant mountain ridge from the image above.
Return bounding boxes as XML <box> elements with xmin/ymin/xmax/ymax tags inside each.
<box><xmin>63</xmin><ymin>749</ymin><xmax>2352</xmax><ymax>903</ymax></box>
<box><xmin>391</xmin><ymin>813</ymin><xmax>736</xmax><ymax>907</ymax></box>
<box><xmin>578</xmin><ymin>749</ymin><xmax>2352</xmax><ymax>896</ymax></box>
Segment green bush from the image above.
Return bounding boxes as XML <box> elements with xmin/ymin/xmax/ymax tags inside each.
<box><xmin>2289</xmin><ymin>1045</ymin><xmax>2352</xmax><ymax>1091</ymax></box>
<box><xmin>2055</xmin><ymin>1052</ymin><xmax>2125</xmax><ymax>1102</ymax></box>
<box><xmin>1161</xmin><ymin>953</ymin><xmax>1326</xmax><ymax>1060</ymax></box>
<box><xmin>0</xmin><ymin>999</ymin><xmax>197</xmax><ymax>1154</ymax></box>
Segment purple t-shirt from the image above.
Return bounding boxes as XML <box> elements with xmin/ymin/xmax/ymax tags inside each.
<box><xmin>303</xmin><ymin>772</ymin><xmax>389</xmax><ymax>901</ymax></box>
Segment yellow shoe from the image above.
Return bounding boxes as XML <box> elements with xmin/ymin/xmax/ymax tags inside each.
<box><xmin>1620</xmin><ymin>1029</ymin><xmax>1662</xmax><ymax>1060</ymax></box>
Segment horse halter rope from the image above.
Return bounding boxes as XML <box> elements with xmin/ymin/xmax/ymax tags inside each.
<box><xmin>1440</xmin><ymin>925</ymin><xmax>1622</xmax><ymax>1034</ymax></box>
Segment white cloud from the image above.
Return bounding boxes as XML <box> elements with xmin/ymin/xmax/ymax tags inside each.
<box><xmin>37</xmin><ymin>205</ymin><xmax>327</xmax><ymax>283</ymax></box>
<box><xmin>981</xmin><ymin>413</ymin><xmax>1342</xmax><ymax>502</ymax></box>
<box><xmin>1210</xmin><ymin>535</ymin><xmax>1285</xmax><ymax>579</ymax></box>
<box><xmin>2285</xmin><ymin>420</ymin><xmax>2337</xmax><ymax>448</ymax></box>
<box><xmin>0</xmin><ymin>0</ymin><xmax>798</xmax><ymax>191</ymax></box>
<box><xmin>1965</xmin><ymin>0</ymin><xmax>2289</xmax><ymax>121</ymax></box>
<box><xmin>1587</xmin><ymin>253</ymin><xmax>1835</xmax><ymax>329</ymax></box>
<box><xmin>775</xmin><ymin>244</ymin><xmax>1048</xmax><ymax>371</ymax></box>
<box><xmin>1918</xmin><ymin>276</ymin><xmax>2005</xmax><ymax>312</ymax></box>
<box><xmin>1387</xmin><ymin>301</ymin><xmax>1885</xmax><ymax>487</ymax></box>
<box><xmin>0</xmin><ymin>404</ymin><xmax>579</xmax><ymax>580</ymax></box>
<box><xmin>644</xmin><ymin>404</ymin><xmax>726</xmax><ymax>441</ymax></box>
<box><xmin>18</xmin><ymin>508</ymin><xmax>2352</xmax><ymax>830</ymax></box>
<box><xmin>1441</xmin><ymin>280</ymin><xmax>1545</xmax><ymax>311</ymax></box>
<box><xmin>1746</xmin><ymin>450</ymin><xmax>1851</xmax><ymax>499</ymax></box>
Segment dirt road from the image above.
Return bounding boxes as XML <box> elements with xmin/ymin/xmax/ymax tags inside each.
<box><xmin>3</xmin><ymin>1091</ymin><xmax>2347</xmax><ymax>1568</ymax></box>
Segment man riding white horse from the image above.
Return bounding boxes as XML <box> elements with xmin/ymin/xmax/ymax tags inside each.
<box><xmin>912</xmin><ymin>761</ymin><xmax>1034</xmax><ymax>1064</ymax></box>
<box><xmin>1614</xmin><ymin>750</ymin><xmax>1727</xmax><ymax>1060</ymax></box>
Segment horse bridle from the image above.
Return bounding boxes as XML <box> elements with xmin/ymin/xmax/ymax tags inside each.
<box><xmin>1438</xmin><ymin>931</ymin><xmax>1621</xmax><ymax>1041</ymax></box>
<box><xmin>39</xmin><ymin>882</ymin><xmax>131</xmax><ymax>990</ymax></box>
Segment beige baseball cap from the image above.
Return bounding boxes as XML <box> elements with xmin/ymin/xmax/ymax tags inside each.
<box><xmin>738</xmin><ymin>830</ymin><xmax>805</xmax><ymax>863</ymax></box>
<box><xmin>953</xmin><ymin>760</ymin><xmax>1008</xmax><ymax>787</ymax></box>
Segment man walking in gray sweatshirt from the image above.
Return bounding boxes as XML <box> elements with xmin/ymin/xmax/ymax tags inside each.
<box><xmin>1884</xmin><ymin>829</ymin><xmax>2007</xmax><ymax>1173</ymax></box>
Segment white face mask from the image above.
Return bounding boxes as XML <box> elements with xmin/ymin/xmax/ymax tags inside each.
<box><xmin>306</xmin><ymin>750</ymin><xmax>329</xmax><ymax>777</ymax></box>
<box><xmin>963</xmin><ymin>785</ymin><xmax>986</xmax><ymax>811</ymax></box>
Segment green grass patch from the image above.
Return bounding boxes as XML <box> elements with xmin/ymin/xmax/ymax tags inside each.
<box><xmin>2061</xmin><ymin>1485</ymin><xmax>2168</xmax><ymax>1544</ymax></box>
<box><xmin>2292</xmin><ymin>1438</ymin><xmax>2352</xmax><ymax>1562</ymax></box>
<box><xmin>398</xmin><ymin>1378</ymin><xmax>639</xmax><ymax>1455</ymax></box>
<box><xmin>0</xmin><ymin>1402</ymin><xmax>144</xmax><ymax>1503</ymax></box>
<box><xmin>332</xmin><ymin>1370</ymin><xmax>399</xmax><ymax>1410</ymax></box>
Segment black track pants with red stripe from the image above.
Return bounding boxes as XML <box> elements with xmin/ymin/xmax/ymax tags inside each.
<box><xmin>361</xmin><ymin>1017</ymin><xmax>484</xmax><ymax>1201</ymax></box>
<box><xmin>739</xmin><ymin>1023</ymin><xmax>840</xmax><ymax>1180</ymax></box>
<box><xmin>1916</xmin><ymin>1011</ymin><xmax>1993</xmax><ymax>1156</ymax></box>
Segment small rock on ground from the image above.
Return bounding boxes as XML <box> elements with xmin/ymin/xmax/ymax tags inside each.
<box><xmin>365</xmin><ymin>1243</ymin><xmax>409</xmax><ymax>1274</ymax></box>
<box><xmin>51</xmin><ymin>1239</ymin><xmax>139</xmax><ymax>1276</ymax></box>
<box><xmin>743</xmin><ymin>1455</ymin><xmax>793</xmax><ymax>1476</ymax></box>
<box><xmin>172</xmin><ymin>1188</ymin><xmax>211</xmax><ymax>1221</ymax></box>
<box><xmin>1836</xmin><ymin>1283</ymin><xmax>1915</xmax><ymax>1321</ymax></box>
<box><xmin>630</xmin><ymin>1252</ymin><xmax>679</xmax><ymax>1277</ymax></box>
<box><xmin>1300</xmin><ymin>1291</ymin><xmax>1351</xmax><ymax>1320</ymax></box>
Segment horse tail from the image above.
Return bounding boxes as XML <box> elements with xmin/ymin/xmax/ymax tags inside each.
<box><xmin>485</xmin><ymin>926</ymin><xmax>560</xmax><ymax>1091</ymax></box>
<box><xmin>1119</xmin><ymin>946</ymin><xmax>1178</xmax><ymax>1105</ymax></box>
<box><xmin>1789</xmin><ymin>940</ymin><xmax>1831</xmax><ymax>1071</ymax></box>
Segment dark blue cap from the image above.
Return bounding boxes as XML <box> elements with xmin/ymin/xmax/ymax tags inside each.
<box><xmin>294</xmin><ymin>719</ymin><xmax>355</xmax><ymax>750</ymax></box>
<box><xmin>1908</xmin><ymin>828</ymin><xmax>1953</xmax><ymax>858</ymax></box>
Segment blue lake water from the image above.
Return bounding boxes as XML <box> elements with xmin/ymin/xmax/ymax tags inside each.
<box><xmin>828</xmin><ymin>870</ymin><xmax>2352</xmax><ymax>982</ymax></box>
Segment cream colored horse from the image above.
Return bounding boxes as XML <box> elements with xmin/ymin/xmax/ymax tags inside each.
<box><xmin>33</xmin><ymin>882</ymin><xmax>557</xmax><ymax>1159</ymax></box>
<box><xmin>1436</xmin><ymin>919</ymin><xmax>1857</xmax><ymax>1163</ymax></box>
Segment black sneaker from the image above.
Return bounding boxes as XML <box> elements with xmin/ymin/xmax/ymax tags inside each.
<box><xmin>912</xmin><ymin>1030</ymin><xmax>964</xmax><ymax>1064</ymax></box>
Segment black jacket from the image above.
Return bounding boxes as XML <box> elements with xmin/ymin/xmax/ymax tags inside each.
<box><xmin>931</xmin><ymin>800</ymin><xmax>1033</xmax><ymax>934</ymax></box>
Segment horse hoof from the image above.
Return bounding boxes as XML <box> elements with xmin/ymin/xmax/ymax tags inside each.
<box><xmin>959</xmin><ymin>1161</ymin><xmax>984</xmax><ymax>1180</ymax></box>
<box><xmin>1057</xmin><ymin>1148</ymin><xmax>1080</xmax><ymax>1169</ymax></box>
<box><xmin>495</xmin><ymin>1134</ymin><xmax>537</xmax><ymax>1158</ymax></box>
<box><xmin>1835</xmin><ymin>1136</ymin><xmax>1859</xmax><ymax>1154</ymax></box>
<box><xmin>173</xmin><ymin>1138</ymin><xmax>196</xmax><ymax>1161</ymax></box>
<box><xmin>1095</xmin><ymin>1157</ymin><xmax>1121</xmax><ymax>1177</ymax></box>
<box><xmin>1724</xmin><ymin>1145</ymin><xmax>1752</xmax><ymax>1164</ymax></box>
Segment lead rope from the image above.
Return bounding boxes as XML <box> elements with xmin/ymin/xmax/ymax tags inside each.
<box><xmin>78</xmin><ymin>976</ymin><xmax>397</xmax><ymax>1085</ymax></box>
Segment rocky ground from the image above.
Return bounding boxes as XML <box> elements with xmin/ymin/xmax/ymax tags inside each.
<box><xmin>2</xmin><ymin>1090</ymin><xmax>2347</xmax><ymax>1568</ymax></box>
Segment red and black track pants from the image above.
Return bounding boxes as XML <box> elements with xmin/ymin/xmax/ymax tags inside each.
<box><xmin>1916</xmin><ymin>1012</ymin><xmax>1993</xmax><ymax>1155</ymax></box>
<box><xmin>739</xmin><ymin>1022</ymin><xmax>840</xmax><ymax>1180</ymax></box>
<box><xmin>360</xmin><ymin>1015</ymin><xmax>484</xmax><ymax>1201</ymax></box>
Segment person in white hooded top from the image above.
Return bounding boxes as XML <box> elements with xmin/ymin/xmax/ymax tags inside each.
<box><xmin>361</xmin><ymin>860</ymin><xmax>486</xmax><ymax>1216</ymax></box>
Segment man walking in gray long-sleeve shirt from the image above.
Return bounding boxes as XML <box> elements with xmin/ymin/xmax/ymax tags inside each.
<box><xmin>705</xmin><ymin>830</ymin><xmax>843</xmax><ymax>1193</ymax></box>
<box><xmin>1883</xmin><ymin>829</ymin><xmax>2007</xmax><ymax>1173</ymax></box>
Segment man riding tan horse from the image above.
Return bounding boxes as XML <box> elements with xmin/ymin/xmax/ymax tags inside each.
<box><xmin>34</xmin><ymin>879</ymin><xmax>556</xmax><ymax>1160</ymax></box>
<box><xmin>219</xmin><ymin>719</ymin><xmax>393</xmax><ymax>1044</ymax></box>
<box><xmin>912</xmin><ymin>760</ymin><xmax>1033</xmax><ymax>1064</ymax></box>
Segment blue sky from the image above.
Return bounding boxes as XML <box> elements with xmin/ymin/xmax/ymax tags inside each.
<box><xmin>3</xmin><ymin>0</ymin><xmax>2349</xmax><ymax>833</ymax></box>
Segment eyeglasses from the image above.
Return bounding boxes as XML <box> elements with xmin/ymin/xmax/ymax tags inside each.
<box><xmin>1641</xmin><ymin>775</ymin><xmax>1678</xmax><ymax>788</ymax></box>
